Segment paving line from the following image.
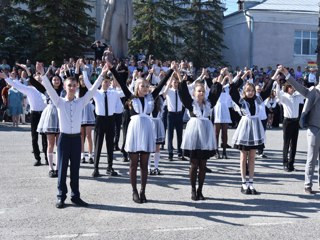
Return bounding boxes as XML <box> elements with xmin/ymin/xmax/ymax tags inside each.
<box><xmin>249</xmin><ymin>221</ymin><xmax>294</xmax><ymax>226</ymax></box>
<box><xmin>154</xmin><ymin>227</ymin><xmax>204</xmax><ymax>232</ymax></box>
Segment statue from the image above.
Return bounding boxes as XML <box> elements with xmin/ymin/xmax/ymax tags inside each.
<box><xmin>101</xmin><ymin>0</ymin><xmax>133</xmax><ymax>59</ymax></box>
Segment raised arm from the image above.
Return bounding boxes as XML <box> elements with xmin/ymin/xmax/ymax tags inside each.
<box><xmin>151</xmin><ymin>61</ymin><xmax>175</xmax><ymax>98</ymax></box>
<box><xmin>109</xmin><ymin>64</ymin><xmax>132</xmax><ymax>98</ymax></box>
<box><xmin>81</xmin><ymin>63</ymin><xmax>109</xmax><ymax>106</ymax></box>
<box><xmin>37</xmin><ymin>63</ymin><xmax>61</xmax><ymax>107</ymax></box>
<box><xmin>208</xmin><ymin>82</ymin><xmax>223</xmax><ymax>107</ymax></box>
<box><xmin>260</xmin><ymin>78</ymin><xmax>275</xmax><ymax>100</ymax></box>
<box><xmin>278</xmin><ymin>65</ymin><xmax>309</xmax><ymax>97</ymax></box>
<box><xmin>178</xmin><ymin>76</ymin><xmax>193</xmax><ymax>111</ymax></box>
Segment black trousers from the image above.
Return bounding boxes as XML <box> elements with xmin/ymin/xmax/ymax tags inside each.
<box><xmin>121</xmin><ymin>109</ymin><xmax>131</xmax><ymax>159</ymax></box>
<box><xmin>282</xmin><ymin>118</ymin><xmax>300</xmax><ymax>167</ymax></box>
<box><xmin>30</xmin><ymin>111</ymin><xmax>47</xmax><ymax>161</ymax></box>
<box><xmin>114</xmin><ymin>113</ymin><xmax>122</xmax><ymax>147</ymax></box>
<box><xmin>167</xmin><ymin>111</ymin><xmax>183</xmax><ymax>157</ymax></box>
<box><xmin>57</xmin><ymin>133</ymin><xmax>81</xmax><ymax>200</ymax></box>
<box><xmin>257</xmin><ymin>119</ymin><xmax>267</xmax><ymax>154</ymax></box>
<box><xmin>94</xmin><ymin>115</ymin><xmax>115</xmax><ymax>169</ymax></box>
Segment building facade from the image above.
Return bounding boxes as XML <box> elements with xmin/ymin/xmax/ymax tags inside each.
<box><xmin>223</xmin><ymin>0</ymin><xmax>318</xmax><ymax>69</ymax></box>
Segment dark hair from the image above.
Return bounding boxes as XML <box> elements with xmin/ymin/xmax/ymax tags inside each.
<box><xmin>283</xmin><ymin>83</ymin><xmax>293</xmax><ymax>93</ymax></box>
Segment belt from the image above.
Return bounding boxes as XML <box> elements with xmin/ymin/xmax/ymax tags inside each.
<box><xmin>31</xmin><ymin>110</ymin><xmax>42</xmax><ymax>113</ymax></box>
<box><xmin>60</xmin><ymin>133</ymin><xmax>81</xmax><ymax>137</ymax></box>
<box><xmin>168</xmin><ymin>111</ymin><xmax>183</xmax><ymax>114</ymax></box>
<box><xmin>284</xmin><ymin>117</ymin><xmax>299</xmax><ymax>121</ymax></box>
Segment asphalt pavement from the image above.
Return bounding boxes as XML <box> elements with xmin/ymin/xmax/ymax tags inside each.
<box><xmin>0</xmin><ymin>122</ymin><xmax>319</xmax><ymax>240</ymax></box>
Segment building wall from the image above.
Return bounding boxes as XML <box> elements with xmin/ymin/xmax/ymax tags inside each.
<box><xmin>223</xmin><ymin>10</ymin><xmax>317</xmax><ymax>69</ymax></box>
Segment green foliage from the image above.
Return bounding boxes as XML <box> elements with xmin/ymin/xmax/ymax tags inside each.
<box><xmin>1</xmin><ymin>0</ymin><xmax>96</xmax><ymax>65</ymax></box>
<box><xmin>0</xmin><ymin>5</ymin><xmax>35</xmax><ymax>65</ymax></box>
<box><xmin>130</xmin><ymin>0</ymin><xmax>225</xmax><ymax>68</ymax></box>
<box><xmin>129</xmin><ymin>0</ymin><xmax>179</xmax><ymax>60</ymax></box>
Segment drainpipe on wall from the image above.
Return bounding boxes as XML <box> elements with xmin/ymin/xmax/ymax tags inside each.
<box><xmin>244</xmin><ymin>9</ymin><xmax>254</xmax><ymax>68</ymax></box>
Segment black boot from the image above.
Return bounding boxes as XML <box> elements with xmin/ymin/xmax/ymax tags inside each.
<box><xmin>191</xmin><ymin>188</ymin><xmax>197</xmax><ymax>201</ymax></box>
<box><xmin>140</xmin><ymin>190</ymin><xmax>147</xmax><ymax>203</ymax></box>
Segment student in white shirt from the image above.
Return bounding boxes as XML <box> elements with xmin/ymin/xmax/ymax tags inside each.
<box><xmin>274</xmin><ymin>74</ymin><xmax>304</xmax><ymax>172</ymax></box>
<box><xmin>38</xmin><ymin>61</ymin><xmax>108</xmax><ymax>209</ymax></box>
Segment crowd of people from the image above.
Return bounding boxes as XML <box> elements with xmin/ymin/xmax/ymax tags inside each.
<box><xmin>0</xmin><ymin>42</ymin><xmax>319</xmax><ymax>208</ymax></box>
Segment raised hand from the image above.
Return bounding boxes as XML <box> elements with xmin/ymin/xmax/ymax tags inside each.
<box><xmin>101</xmin><ymin>63</ymin><xmax>109</xmax><ymax>75</ymax></box>
<box><xmin>36</xmin><ymin>62</ymin><xmax>45</xmax><ymax>75</ymax></box>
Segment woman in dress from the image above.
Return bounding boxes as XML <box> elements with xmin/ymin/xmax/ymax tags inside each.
<box><xmin>179</xmin><ymin>71</ymin><xmax>223</xmax><ymax>201</ymax></box>
<box><xmin>230</xmin><ymin>70</ymin><xmax>274</xmax><ymax>194</ymax></box>
<box><xmin>109</xmin><ymin>61</ymin><xmax>175</xmax><ymax>204</ymax></box>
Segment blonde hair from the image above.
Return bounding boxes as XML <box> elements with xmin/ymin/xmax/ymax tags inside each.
<box><xmin>134</xmin><ymin>78</ymin><xmax>149</xmax><ymax>97</ymax></box>
<box><xmin>242</xmin><ymin>82</ymin><xmax>256</xmax><ymax>98</ymax></box>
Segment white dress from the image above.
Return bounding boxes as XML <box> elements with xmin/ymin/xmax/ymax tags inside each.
<box><xmin>214</xmin><ymin>88</ymin><xmax>232</xmax><ymax>123</ymax></box>
<box><xmin>37</xmin><ymin>100</ymin><xmax>59</xmax><ymax>134</ymax></box>
<box><xmin>232</xmin><ymin>98</ymin><xmax>265</xmax><ymax>149</ymax></box>
<box><xmin>125</xmin><ymin>94</ymin><xmax>156</xmax><ymax>153</ymax></box>
<box><xmin>181</xmin><ymin>100</ymin><xmax>217</xmax><ymax>159</ymax></box>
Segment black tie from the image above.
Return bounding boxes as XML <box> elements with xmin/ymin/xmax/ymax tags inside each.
<box><xmin>175</xmin><ymin>90</ymin><xmax>178</xmax><ymax>112</ymax></box>
<box><xmin>104</xmin><ymin>91</ymin><xmax>108</xmax><ymax>116</ymax></box>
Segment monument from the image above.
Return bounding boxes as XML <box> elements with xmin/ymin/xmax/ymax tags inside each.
<box><xmin>101</xmin><ymin>0</ymin><xmax>133</xmax><ymax>59</ymax></box>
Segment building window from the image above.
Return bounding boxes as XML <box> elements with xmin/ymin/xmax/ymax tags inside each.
<box><xmin>294</xmin><ymin>30</ymin><xmax>317</xmax><ymax>55</ymax></box>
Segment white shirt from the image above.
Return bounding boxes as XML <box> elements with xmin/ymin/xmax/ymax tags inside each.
<box><xmin>5</xmin><ymin>77</ymin><xmax>46</xmax><ymax>111</ymax></box>
<box><xmin>41</xmin><ymin>74</ymin><xmax>104</xmax><ymax>134</ymax></box>
<box><xmin>275</xmin><ymin>83</ymin><xmax>304</xmax><ymax>119</ymax></box>
<box><xmin>83</xmin><ymin>71</ymin><xmax>124</xmax><ymax>116</ymax></box>
<box><xmin>308</xmin><ymin>72</ymin><xmax>316</xmax><ymax>84</ymax></box>
<box><xmin>166</xmin><ymin>88</ymin><xmax>183</xmax><ymax>112</ymax></box>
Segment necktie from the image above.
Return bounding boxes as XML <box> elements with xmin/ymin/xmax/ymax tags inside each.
<box><xmin>105</xmin><ymin>91</ymin><xmax>108</xmax><ymax>116</ymax></box>
<box><xmin>175</xmin><ymin>90</ymin><xmax>178</xmax><ymax>112</ymax></box>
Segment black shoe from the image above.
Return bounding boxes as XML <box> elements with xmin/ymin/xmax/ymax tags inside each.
<box><xmin>191</xmin><ymin>189</ymin><xmax>197</xmax><ymax>201</ymax></box>
<box><xmin>250</xmin><ymin>187</ymin><xmax>259</xmax><ymax>195</ymax></box>
<box><xmin>222</xmin><ymin>154</ymin><xmax>228</xmax><ymax>159</ymax></box>
<box><xmin>169</xmin><ymin>156</ymin><xmax>173</xmax><ymax>161</ymax></box>
<box><xmin>54</xmin><ymin>170</ymin><xmax>58</xmax><ymax>178</ymax></box>
<box><xmin>149</xmin><ymin>169</ymin><xmax>155</xmax><ymax>175</ymax></box>
<box><xmin>56</xmin><ymin>199</ymin><xmax>65</xmax><ymax>209</ymax></box>
<box><xmin>132</xmin><ymin>190</ymin><xmax>141</xmax><ymax>203</ymax></box>
<box><xmin>123</xmin><ymin>157</ymin><xmax>129</xmax><ymax>162</ymax></box>
<box><xmin>49</xmin><ymin>170</ymin><xmax>55</xmax><ymax>178</ymax></box>
<box><xmin>34</xmin><ymin>160</ymin><xmax>41</xmax><ymax>166</ymax></box>
<box><xmin>114</xmin><ymin>146</ymin><xmax>121</xmax><ymax>151</ymax></box>
<box><xmin>88</xmin><ymin>158</ymin><xmax>94</xmax><ymax>164</ymax></box>
<box><xmin>154</xmin><ymin>168</ymin><xmax>161</xmax><ymax>175</ymax></box>
<box><xmin>205</xmin><ymin>167</ymin><xmax>212</xmax><ymax>173</ymax></box>
<box><xmin>81</xmin><ymin>157</ymin><xmax>86</xmax><ymax>163</ymax></box>
<box><xmin>106</xmin><ymin>167</ymin><xmax>118</xmax><ymax>176</ymax></box>
<box><xmin>304</xmin><ymin>187</ymin><xmax>314</xmax><ymax>194</ymax></box>
<box><xmin>283</xmin><ymin>166</ymin><xmax>290</xmax><ymax>172</ymax></box>
<box><xmin>241</xmin><ymin>187</ymin><xmax>251</xmax><ymax>195</ymax></box>
<box><xmin>140</xmin><ymin>190</ymin><xmax>147</xmax><ymax>203</ymax></box>
<box><xmin>71</xmin><ymin>197</ymin><xmax>89</xmax><ymax>207</ymax></box>
<box><xmin>92</xmin><ymin>169</ymin><xmax>100</xmax><ymax>177</ymax></box>
<box><xmin>196</xmin><ymin>190</ymin><xmax>205</xmax><ymax>200</ymax></box>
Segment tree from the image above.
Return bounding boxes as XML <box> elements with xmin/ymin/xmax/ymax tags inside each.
<box><xmin>10</xmin><ymin>0</ymin><xmax>96</xmax><ymax>64</ymax></box>
<box><xmin>129</xmin><ymin>0</ymin><xmax>178</xmax><ymax>60</ymax></box>
<box><xmin>177</xmin><ymin>0</ymin><xmax>225</xmax><ymax>69</ymax></box>
<box><xmin>0</xmin><ymin>4</ymin><xmax>35</xmax><ymax>65</ymax></box>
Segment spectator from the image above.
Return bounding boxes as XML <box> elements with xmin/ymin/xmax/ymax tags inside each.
<box><xmin>91</xmin><ymin>40</ymin><xmax>108</xmax><ymax>60</ymax></box>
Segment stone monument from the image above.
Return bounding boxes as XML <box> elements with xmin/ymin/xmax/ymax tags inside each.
<box><xmin>101</xmin><ymin>0</ymin><xmax>133</xmax><ymax>59</ymax></box>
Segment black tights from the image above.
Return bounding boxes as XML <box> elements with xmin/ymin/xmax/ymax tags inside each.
<box><xmin>129</xmin><ymin>152</ymin><xmax>149</xmax><ymax>192</ymax></box>
<box><xmin>190</xmin><ymin>159</ymin><xmax>207</xmax><ymax>192</ymax></box>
